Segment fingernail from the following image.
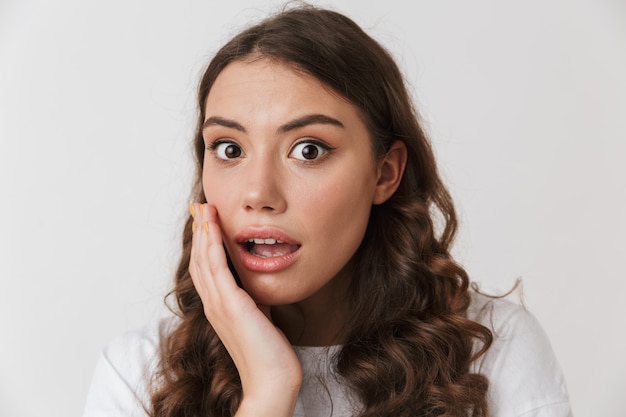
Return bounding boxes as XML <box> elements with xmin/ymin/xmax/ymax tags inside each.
<box><xmin>203</xmin><ymin>221</ymin><xmax>209</xmax><ymax>234</ymax></box>
<box><xmin>192</xmin><ymin>222</ymin><xmax>197</xmax><ymax>232</ymax></box>
<box><xmin>189</xmin><ymin>204</ymin><xmax>196</xmax><ymax>218</ymax></box>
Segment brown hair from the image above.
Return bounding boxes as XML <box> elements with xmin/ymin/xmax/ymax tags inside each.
<box><xmin>150</xmin><ymin>4</ymin><xmax>493</xmax><ymax>416</ymax></box>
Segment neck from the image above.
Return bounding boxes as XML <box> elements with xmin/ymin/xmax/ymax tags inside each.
<box><xmin>272</xmin><ymin>300</ymin><xmax>345</xmax><ymax>347</ymax></box>
<box><xmin>272</xmin><ymin>267</ymin><xmax>352</xmax><ymax>346</ymax></box>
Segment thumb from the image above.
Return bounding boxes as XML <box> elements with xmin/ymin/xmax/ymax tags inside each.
<box><xmin>257</xmin><ymin>304</ymin><xmax>272</xmax><ymax>321</ymax></box>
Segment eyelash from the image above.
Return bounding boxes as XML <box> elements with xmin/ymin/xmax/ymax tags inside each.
<box><xmin>208</xmin><ymin>139</ymin><xmax>243</xmax><ymax>161</ymax></box>
<box><xmin>206</xmin><ymin>139</ymin><xmax>335</xmax><ymax>162</ymax></box>
<box><xmin>290</xmin><ymin>139</ymin><xmax>334</xmax><ymax>162</ymax></box>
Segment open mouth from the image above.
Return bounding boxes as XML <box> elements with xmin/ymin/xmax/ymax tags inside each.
<box><xmin>244</xmin><ymin>238</ymin><xmax>301</xmax><ymax>258</ymax></box>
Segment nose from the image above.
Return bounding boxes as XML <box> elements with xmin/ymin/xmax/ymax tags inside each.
<box><xmin>241</xmin><ymin>156</ymin><xmax>287</xmax><ymax>214</ymax></box>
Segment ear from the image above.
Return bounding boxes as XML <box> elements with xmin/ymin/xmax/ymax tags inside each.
<box><xmin>373</xmin><ymin>140</ymin><xmax>407</xmax><ymax>205</ymax></box>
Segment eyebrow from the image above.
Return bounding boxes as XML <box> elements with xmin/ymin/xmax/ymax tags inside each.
<box><xmin>278</xmin><ymin>114</ymin><xmax>344</xmax><ymax>133</ymax></box>
<box><xmin>202</xmin><ymin>116</ymin><xmax>246</xmax><ymax>132</ymax></box>
<box><xmin>202</xmin><ymin>114</ymin><xmax>344</xmax><ymax>133</ymax></box>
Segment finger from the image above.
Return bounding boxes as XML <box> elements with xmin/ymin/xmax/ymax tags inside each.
<box><xmin>203</xmin><ymin>205</ymin><xmax>242</xmax><ymax>294</ymax></box>
<box><xmin>189</xmin><ymin>203</ymin><xmax>217</xmax><ymax>296</ymax></box>
<box><xmin>257</xmin><ymin>304</ymin><xmax>272</xmax><ymax>320</ymax></box>
<box><xmin>188</xmin><ymin>203</ymin><xmax>200</xmax><ymax>280</ymax></box>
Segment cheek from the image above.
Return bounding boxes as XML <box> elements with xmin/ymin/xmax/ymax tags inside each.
<box><xmin>202</xmin><ymin>171</ymin><xmax>242</xmax><ymax>243</ymax></box>
<box><xmin>202</xmin><ymin>172</ymin><xmax>235</xmax><ymax>232</ymax></box>
<box><xmin>202</xmin><ymin>171</ymin><xmax>227</xmax><ymax>205</ymax></box>
<box><xmin>302</xmin><ymin>171</ymin><xmax>376</xmax><ymax>241</ymax></box>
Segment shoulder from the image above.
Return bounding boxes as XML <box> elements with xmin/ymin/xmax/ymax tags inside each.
<box><xmin>82</xmin><ymin>316</ymin><xmax>177</xmax><ymax>417</ymax></box>
<box><xmin>467</xmin><ymin>291</ymin><xmax>556</xmax><ymax>363</ymax></box>
<box><xmin>101</xmin><ymin>315</ymin><xmax>174</xmax><ymax>372</ymax></box>
<box><xmin>467</xmin><ymin>291</ymin><xmax>573</xmax><ymax>417</ymax></box>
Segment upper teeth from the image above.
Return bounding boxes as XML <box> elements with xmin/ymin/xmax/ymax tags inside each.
<box><xmin>247</xmin><ymin>238</ymin><xmax>284</xmax><ymax>244</ymax></box>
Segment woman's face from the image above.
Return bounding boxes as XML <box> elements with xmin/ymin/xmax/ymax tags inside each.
<box><xmin>202</xmin><ymin>58</ymin><xmax>382</xmax><ymax>307</ymax></box>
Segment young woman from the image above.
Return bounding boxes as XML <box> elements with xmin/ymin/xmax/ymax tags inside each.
<box><xmin>83</xmin><ymin>5</ymin><xmax>572</xmax><ymax>417</ymax></box>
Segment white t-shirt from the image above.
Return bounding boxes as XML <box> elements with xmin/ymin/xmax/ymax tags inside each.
<box><xmin>82</xmin><ymin>292</ymin><xmax>572</xmax><ymax>417</ymax></box>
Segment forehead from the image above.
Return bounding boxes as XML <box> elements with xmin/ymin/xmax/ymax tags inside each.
<box><xmin>204</xmin><ymin>58</ymin><xmax>358</xmax><ymax>121</ymax></box>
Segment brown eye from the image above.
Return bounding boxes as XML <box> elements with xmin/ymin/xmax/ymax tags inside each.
<box><xmin>301</xmin><ymin>144</ymin><xmax>319</xmax><ymax>159</ymax></box>
<box><xmin>290</xmin><ymin>141</ymin><xmax>328</xmax><ymax>161</ymax></box>
<box><xmin>214</xmin><ymin>141</ymin><xmax>244</xmax><ymax>159</ymax></box>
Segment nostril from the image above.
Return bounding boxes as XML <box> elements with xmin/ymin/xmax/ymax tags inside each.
<box><xmin>242</xmin><ymin>185</ymin><xmax>287</xmax><ymax>213</ymax></box>
<box><xmin>245</xmin><ymin>204</ymin><xmax>276</xmax><ymax>211</ymax></box>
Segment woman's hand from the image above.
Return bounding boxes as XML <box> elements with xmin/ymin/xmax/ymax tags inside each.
<box><xmin>189</xmin><ymin>203</ymin><xmax>302</xmax><ymax>417</ymax></box>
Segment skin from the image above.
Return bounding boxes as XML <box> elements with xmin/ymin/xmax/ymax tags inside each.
<box><xmin>189</xmin><ymin>58</ymin><xmax>407</xmax><ymax>416</ymax></box>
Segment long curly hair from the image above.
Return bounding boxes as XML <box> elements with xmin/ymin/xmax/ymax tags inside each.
<box><xmin>150</xmin><ymin>4</ymin><xmax>493</xmax><ymax>417</ymax></box>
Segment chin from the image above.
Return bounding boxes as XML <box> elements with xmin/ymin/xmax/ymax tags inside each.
<box><xmin>237</xmin><ymin>273</ymin><xmax>309</xmax><ymax>306</ymax></box>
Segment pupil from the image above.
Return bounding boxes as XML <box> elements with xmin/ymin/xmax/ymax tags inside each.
<box><xmin>302</xmin><ymin>145</ymin><xmax>318</xmax><ymax>159</ymax></box>
<box><xmin>226</xmin><ymin>145</ymin><xmax>241</xmax><ymax>158</ymax></box>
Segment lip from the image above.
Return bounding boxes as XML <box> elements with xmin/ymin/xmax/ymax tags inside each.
<box><xmin>234</xmin><ymin>227</ymin><xmax>301</xmax><ymax>273</ymax></box>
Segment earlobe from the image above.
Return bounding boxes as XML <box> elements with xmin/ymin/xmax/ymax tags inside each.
<box><xmin>373</xmin><ymin>140</ymin><xmax>408</xmax><ymax>205</ymax></box>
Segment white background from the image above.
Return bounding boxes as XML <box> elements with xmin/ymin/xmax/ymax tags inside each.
<box><xmin>1</xmin><ymin>0</ymin><xmax>624</xmax><ymax>416</ymax></box>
